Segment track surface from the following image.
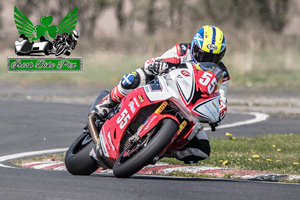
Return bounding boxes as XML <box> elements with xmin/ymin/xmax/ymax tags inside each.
<box><xmin>0</xmin><ymin>99</ymin><xmax>299</xmax><ymax>200</ymax></box>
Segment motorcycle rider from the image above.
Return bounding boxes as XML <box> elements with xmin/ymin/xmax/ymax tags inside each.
<box><xmin>53</xmin><ymin>30</ymin><xmax>80</xmax><ymax>55</ymax></box>
<box><xmin>94</xmin><ymin>25</ymin><xmax>230</xmax><ymax>163</ymax></box>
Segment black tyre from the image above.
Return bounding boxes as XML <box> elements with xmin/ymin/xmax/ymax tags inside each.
<box><xmin>65</xmin><ymin>133</ymin><xmax>98</xmax><ymax>175</ymax></box>
<box><xmin>113</xmin><ymin>118</ymin><xmax>178</xmax><ymax>178</ymax></box>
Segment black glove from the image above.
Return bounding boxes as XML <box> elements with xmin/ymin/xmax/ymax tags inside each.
<box><xmin>145</xmin><ymin>60</ymin><xmax>169</xmax><ymax>75</ymax></box>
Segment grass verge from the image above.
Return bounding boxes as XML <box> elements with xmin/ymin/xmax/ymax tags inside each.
<box><xmin>162</xmin><ymin>133</ymin><xmax>300</xmax><ymax>175</ymax></box>
<box><xmin>11</xmin><ymin>152</ymin><xmax>66</xmax><ymax>167</ymax></box>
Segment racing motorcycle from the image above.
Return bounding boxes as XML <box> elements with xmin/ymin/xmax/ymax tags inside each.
<box><xmin>52</xmin><ymin>34</ymin><xmax>75</xmax><ymax>56</ymax></box>
<box><xmin>65</xmin><ymin>61</ymin><xmax>224</xmax><ymax>178</ymax></box>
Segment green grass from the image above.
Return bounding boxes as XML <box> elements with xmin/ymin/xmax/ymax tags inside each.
<box><xmin>168</xmin><ymin>171</ymin><xmax>217</xmax><ymax>179</ymax></box>
<box><xmin>224</xmin><ymin>49</ymin><xmax>300</xmax><ymax>91</ymax></box>
<box><xmin>162</xmin><ymin>134</ymin><xmax>300</xmax><ymax>175</ymax></box>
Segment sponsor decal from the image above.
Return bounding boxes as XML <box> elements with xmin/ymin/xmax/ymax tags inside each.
<box><xmin>154</xmin><ymin>101</ymin><xmax>168</xmax><ymax>114</ymax></box>
<box><xmin>129</xmin><ymin>101</ymin><xmax>136</xmax><ymax>113</ymax></box>
<box><xmin>8</xmin><ymin>6</ymin><xmax>82</xmax><ymax>72</ymax></box>
<box><xmin>96</xmin><ymin>138</ymin><xmax>103</xmax><ymax>156</ymax></box>
<box><xmin>143</xmin><ymin>115</ymin><xmax>157</xmax><ymax>132</ymax></box>
<box><xmin>144</xmin><ymin>86</ymin><xmax>150</xmax><ymax>93</ymax></box>
<box><xmin>133</xmin><ymin>97</ymin><xmax>140</xmax><ymax>108</ymax></box>
<box><xmin>96</xmin><ymin>138</ymin><xmax>100</xmax><ymax>150</ymax></box>
<box><xmin>107</xmin><ymin>133</ymin><xmax>115</xmax><ymax>151</ymax></box>
<box><xmin>176</xmin><ymin>120</ymin><xmax>188</xmax><ymax>136</ymax></box>
<box><xmin>138</xmin><ymin>95</ymin><xmax>144</xmax><ymax>103</ymax></box>
<box><xmin>178</xmin><ymin>78</ymin><xmax>191</xmax><ymax>89</ymax></box>
<box><xmin>207</xmin><ymin>44</ymin><xmax>218</xmax><ymax>51</ymax></box>
<box><xmin>205</xmin><ymin>104</ymin><xmax>218</xmax><ymax>122</ymax></box>
<box><xmin>181</xmin><ymin>70</ymin><xmax>190</xmax><ymax>77</ymax></box>
<box><xmin>99</xmin><ymin>133</ymin><xmax>109</xmax><ymax>157</ymax></box>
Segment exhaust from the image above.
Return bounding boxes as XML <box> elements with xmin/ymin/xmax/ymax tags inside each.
<box><xmin>88</xmin><ymin>112</ymin><xmax>99</xmax><ymax>144</ymax></box>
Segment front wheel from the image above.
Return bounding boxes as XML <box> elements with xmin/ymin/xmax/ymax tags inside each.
<box><xmin>55</xmin><ymin>44</ymin><xmax>66</xmax><ymax>56</ymax></box>
<box><xmin>113</xmin><ymin>118</ymin><xmax>178</xmax><ymax>178</ymax></box>
<box><xmin>65</xmin><ymin>133</ymin><xmax>98</xmax><ymax>175</ymax></box>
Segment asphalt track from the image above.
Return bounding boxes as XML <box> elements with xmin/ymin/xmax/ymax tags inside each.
<box><xmin>0</xmin><ymin>99</ymin><xmax>299</xmax><ymax>200</ymax></box>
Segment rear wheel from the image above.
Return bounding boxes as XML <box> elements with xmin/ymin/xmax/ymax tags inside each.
<box><xmin>113</xmin><ymin>118</ymin><xmax>178</xmax><ymax>178</ymax></box>
<box><xmin>65</xmin><ymin>133</ymin><xmax>98</xmax><ymax>175</ymax></box>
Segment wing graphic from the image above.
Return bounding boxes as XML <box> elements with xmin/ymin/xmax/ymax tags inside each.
<box><xmin>14</xmin><ymin>6</ymin><xmax>37</xmax><ymax>41</ymax></box>
<box><xmin>58</xmin><ymin>7</ymin><xmax>78</xmax><ymax>34</ymax></box>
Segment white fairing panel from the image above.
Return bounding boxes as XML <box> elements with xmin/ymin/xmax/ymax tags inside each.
<box><xmin>192</xmin><ymin>96</ymin><xmax>220</xmax><ymax>123</ymax></box>
<box><xmin>144</xmin><ymin>76</ymin><xmax>172</xmax><ymax>101</ymax></box>
<box><xmin>169</xmin><ymin>68</ymin><xmax>195</xmax><ymax>105</ymax></box>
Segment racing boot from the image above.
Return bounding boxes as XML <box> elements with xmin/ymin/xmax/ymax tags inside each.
<box><xmin>94</xmin><ymin>85</ymin><xmax>125</xmax><ymax>119</ymax></box>
<box><xmin>94</xmin><ymin>94</ymin><xmax>118</xmax><ymax>120</ymax></box>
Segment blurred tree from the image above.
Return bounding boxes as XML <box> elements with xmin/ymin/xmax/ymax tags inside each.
<box><xmin>0</xmin><ymin>2</ymin><xmax>2</xmax><ymax>32</ymax></box>
<box><xmin>196</xmin><ymin>0</ymin><xmax>290</xmax><ymax>33</ymax></box>
<box><xmin>53</xmin><ymin>0</ymin><xmax>112</xmax><ymax>37</ymax></box>
<box><xmin>255</xmin><ymin>0</ymin><xmax>290</xmax><ymax>32</ymax></box>
<box><xmin>146</xmin><ymin>0</ymin><xmax>157</xmax><ymax>34</ymax></box>
<box><xmin>115</xmin><ymin>0</ymin><xmax>126</xmax><ymax>31</ymax></box>
<box><xmin>13</xmin><ymin>0</ymin><xmax>292</xmax><ymax>38</ymax></box>
<box><xmin>15</xmin><ymin>0</ymin><xmax>39</xmax><ymax>16</ymax></box>
<box><xmin>168</xmin><ymin>0</ymin><xmax>184</xmax><ymax>31</ymax></box>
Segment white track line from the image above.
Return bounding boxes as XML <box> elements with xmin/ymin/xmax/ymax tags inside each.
<box><xmin>0</xmin><ymin>112</ymin><xmax>269</xmax><ymax>169</ymax></box>
<box><xmin>0</xmin><ymin>148</ymin><xmax>68</xmax><ymax>169</ymax></box>
<box><xmin>204</xmin><ymin>112</ymin><xmax>269</xmax><ymax>130</ymax></box>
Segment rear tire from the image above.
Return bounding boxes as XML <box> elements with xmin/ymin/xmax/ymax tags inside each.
<box><xmin>65</xmin><ymin>133</ymin><xmax>98</xmax><ymax>175</ymax></box>
<box><xmin>113</xmin><ymin>118</ymin><xmax>178</xmax><ymax>178</ymax></box>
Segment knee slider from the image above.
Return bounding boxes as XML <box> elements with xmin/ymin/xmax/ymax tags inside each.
<box><xmin>120</xmin><ymin>72</ymin><xmax>140</xmax><ymax>90</ymax></box>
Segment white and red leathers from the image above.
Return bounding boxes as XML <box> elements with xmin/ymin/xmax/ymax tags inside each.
<box><xmin>95</xmin><ymin>43</ymin><xmax>230</xmax><ymax>163</ymax></box>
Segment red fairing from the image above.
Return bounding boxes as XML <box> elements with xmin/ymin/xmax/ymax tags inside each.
<box><xmin>98</xmin><ymin>87</ymin><xmax>179</xmax><ymax>163</ymax></box>
<box><xmin>99</xmin><ymin>87</ymin><xmax>149</xmax><ymax>160</ymax></box>
<box><xmin>137</xmin><ymin>113</ymin><xmax>179</xmax><ymax>139</ymax></box>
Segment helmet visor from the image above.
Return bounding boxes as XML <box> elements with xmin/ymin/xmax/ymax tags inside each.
<box><xmin>192</xmin><ymin>44</ymin><xmax>225</xmax><ymax>64</ymax></box>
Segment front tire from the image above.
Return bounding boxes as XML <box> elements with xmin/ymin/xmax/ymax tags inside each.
<box><xmin>55</xmin><ymin>44</ymin><xmax>66</xmax><ymax>56</ymax></box>
<box><xmin>65</xmin><ymin>133</ymin><xmax>98</xmax><ymax>175</ymax></box>
<box><xmin>113</xmin><ymin>118</ymin><xmax>178</xmax><ymax>178</ymax></box>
